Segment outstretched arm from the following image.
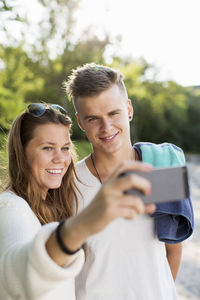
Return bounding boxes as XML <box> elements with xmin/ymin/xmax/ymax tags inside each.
<box><xmin>46</xmin><ymin>161</ymin><xmax>155</xmax><ymax>266</ymax></box>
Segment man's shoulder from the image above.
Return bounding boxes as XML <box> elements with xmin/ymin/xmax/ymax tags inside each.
<box><xmin>134</xmin><ymin>142</ymin><xmax>185</xmax><ymax>167</ymax></box>
<box><xmin>134</xmin><ymin>142</ymin><xmax>183</xmax><ymax>151</ymax></box>
<box><xmin>76</xmin><ymin>157</ymin><xmax>93</xmax><ymax>183</ymax></box>
<box><xmin>76</xmin><ymin>158</ymin><xmax>87</xmax><ymax>173</ymax></box>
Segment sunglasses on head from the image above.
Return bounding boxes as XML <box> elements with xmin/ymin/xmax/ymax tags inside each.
<box><xmin>27</xmin><ymin>103</ymin><xmax>67</xmax><ymax>117</ymax></box>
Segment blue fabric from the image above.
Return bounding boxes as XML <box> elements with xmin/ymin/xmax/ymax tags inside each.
<box><xmin>134</xmin><ymin>142</ymin><xmax>194</xmax><ymax>244</ymax></box>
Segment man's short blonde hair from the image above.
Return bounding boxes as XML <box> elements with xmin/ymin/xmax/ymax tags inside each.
<box><xmin>64</xmin><ymin>63</ymin><xmax>128</xmax><ymax>111</ymax></box>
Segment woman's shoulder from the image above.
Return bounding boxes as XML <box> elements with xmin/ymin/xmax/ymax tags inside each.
<box><xmin>0</xmin><ymin>190</ymin><xmax>40</xmax><ymax>227</ymax></box>
<box><xmin>0</xmin><ymin>190</ymin><xmax>31</xmax><ymax>211</ymax></box>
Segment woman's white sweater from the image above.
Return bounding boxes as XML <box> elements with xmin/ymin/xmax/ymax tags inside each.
<box><xmin>0</xmin><ymin>190</ymin><xmax>84</xmax><ymax>300</ymax></box>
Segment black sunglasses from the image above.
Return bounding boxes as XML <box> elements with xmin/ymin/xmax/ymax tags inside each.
<box><xmin>27</xmin><ymin>103</ymin><xmax>67</xmax><ymax>117</ymax></box>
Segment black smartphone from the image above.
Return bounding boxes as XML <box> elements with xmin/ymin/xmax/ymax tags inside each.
<box><xmin>120</xmin><ymin>166</ymin><xmax>189</xmax><ymax>204</ymax></box>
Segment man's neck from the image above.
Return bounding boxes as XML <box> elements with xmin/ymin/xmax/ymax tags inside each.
<box><xmin>85</xmin><ymin>144</ymin><xmax>135</xmax><ymax>183</ymax></box>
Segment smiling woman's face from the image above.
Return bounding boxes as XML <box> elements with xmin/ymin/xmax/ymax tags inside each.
<box><xmin>25</xmin><ymin>123</ymin><xmax>72</xmax><ymax>198</ymax></box>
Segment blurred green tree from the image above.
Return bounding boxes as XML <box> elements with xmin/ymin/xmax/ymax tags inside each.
<box><xmin>0</xmin><ymin>0</ymin><xmax>200</xmax><ymax>153</ymax></box>
<box><xmin>0</xmin><ymin>45</ymin><xmax>45</xmax><ymax>130</ymax></box>
<box><xmin>115</xmin><ymin>60</ymin><xmax>189</xmax><ymax>149</ymax></box>
<box><xmin>183</xmin><ymin>88</ymin><xmax>200</xmax><ymax>152</ymax></box>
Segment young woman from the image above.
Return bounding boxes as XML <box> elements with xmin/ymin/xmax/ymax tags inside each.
<box><xmin>0</xmin><ymin>103</ymin><xmax>154</xmax><ymax>300</ymax></box>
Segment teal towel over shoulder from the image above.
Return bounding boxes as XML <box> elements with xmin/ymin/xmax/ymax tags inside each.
<box><xmin>140</xmin><ymin>142</ymin><xmax>185</xmax><ymax>167</ymax></box>
<box><xmin>134</xmin><ymin>142</ymin><xmax>194</xmax><ymax>244</ymax></box>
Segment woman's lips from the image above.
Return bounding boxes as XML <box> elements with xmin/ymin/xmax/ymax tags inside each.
<box><xmin>46</xmin><ymin>169</ymin><xmax>63</xmax><ymax>174</ymax></box>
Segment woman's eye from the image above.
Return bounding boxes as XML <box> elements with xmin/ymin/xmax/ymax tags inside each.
<box><xmin>43</xmin><ymin>147</ymin><xmax>52</xmax><ymax>151</ymax></box>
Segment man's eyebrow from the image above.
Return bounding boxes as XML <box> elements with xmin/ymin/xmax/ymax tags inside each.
<box><xmin>108</xmin><ymin>109</ymin><xmax>121</xmax><ymax>114</ymax></box>
<box><xmin>84</xmin><ymin>109</ymin><xmax>122</xmax><ymax>120</ymax></box>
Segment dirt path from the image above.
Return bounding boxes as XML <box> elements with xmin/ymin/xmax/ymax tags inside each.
<box><xmin>176</xmin><ymin>162</ymin><xmax>200</xmax><ymax>299</ymax></box>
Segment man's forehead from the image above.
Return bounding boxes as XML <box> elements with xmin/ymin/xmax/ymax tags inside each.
<box><xmin>77</xmin><ymin>92</ymin><xmax>127</xmax><ymax>113</ymax></box>
<box><xmin>77</xmin><ymin>97</ymin><xmax>126</xmax><ymax>111</ymax></box>
<box><xmin>76</xmin><ymin>85</ymin><xmax>127</xmax><ymax>108</ymax></box>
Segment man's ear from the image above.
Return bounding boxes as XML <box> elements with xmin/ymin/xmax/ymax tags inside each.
<box><xmin>76</xmin><ymin>113</ymin><xmax>85</xmax><ymax>131</ymax></box>
<box><xmin>127</xmin><ymin>99</ymin><xmax>134</xmax><ymax>121</ymax></box>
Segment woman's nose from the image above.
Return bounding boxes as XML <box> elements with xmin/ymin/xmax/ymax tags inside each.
<box><xmin>52</xmin><ymin>150</ymin><xmax>66</xmax><ymax>163</ymax></box>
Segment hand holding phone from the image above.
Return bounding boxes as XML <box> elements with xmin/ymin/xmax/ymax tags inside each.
<box><xmin>120</xmin><ymin>166</ymin><xmax>189</xmax><ymax>204</ymax></box>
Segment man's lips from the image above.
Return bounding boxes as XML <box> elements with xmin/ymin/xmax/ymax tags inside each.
<box><xmin>99</xmin><ymin>132</ymin><xmax>119</xmax><ymax>143</ymax></box>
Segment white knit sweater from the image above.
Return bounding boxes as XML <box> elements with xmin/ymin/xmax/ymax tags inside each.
<box><xmin>0</xmin><ymin>190</ymin><xmax>85</xmax><ymax>300</ymax></box>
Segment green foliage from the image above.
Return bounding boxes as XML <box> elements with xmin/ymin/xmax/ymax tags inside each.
<box><xmin>133</xmin><ymin>80</ymin><xmax>189</xmax><ymax>146</ymax></box>
<box><xmin>73</xmin><ymin>140</ymin><xmax>92</xmax><ymax>160</ymax></box>
<box><xmin>0</xmin><ymin>132</ymin><xmax>8</xmax><ymax>191</ymax></box>
<box><xmin>0</xmin><ymin>86</ymin><xmax>25</xmax><ymax>130</ymax></box>
<box><xmin>0</xmin><ymin>45</ymin><xmax>47</xmax><ymax>130</ymax></box>
<box><xmin>0</xmin><ymin>0</ymin><xmax>200</xmax><ymax>153</ymax></box>
<box><xmin>113</xmin><ymin>59</ymin><xmax>197</xmax><ymax>150</ymax></box>
<box><xmin>0</xmin><ymin>46</ymin><xmax>45</xmax><ymax>97</ymax></box>
<box><xmin>183</xmin><ymin>90</ymin><xmax>200</xmax><ymax>152</ymax></box>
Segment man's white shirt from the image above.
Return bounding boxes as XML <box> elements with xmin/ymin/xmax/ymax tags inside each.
<box><xmin>75</xmin><ymin>158</ymin><xmax>178</xmax><ymax>300</ymax></box>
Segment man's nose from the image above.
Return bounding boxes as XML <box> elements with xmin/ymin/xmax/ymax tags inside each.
<box><xmin>100</xmin><ymin>118</ymin><xmax>112</xmax><ymax>131</ymax></box>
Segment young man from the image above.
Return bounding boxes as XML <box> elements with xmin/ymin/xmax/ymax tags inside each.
<box><xmin>65</xmin><ymin>63</ymin><xmax>193</xmax><ymax>300</ymax></box>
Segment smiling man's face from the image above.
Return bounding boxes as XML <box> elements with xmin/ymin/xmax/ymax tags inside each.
<box><xmin>76</xmin><ymin>84</ymin><xmax>133</xmax><ymax>155</ymax></box>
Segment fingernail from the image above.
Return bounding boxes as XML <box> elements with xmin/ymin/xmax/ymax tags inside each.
<box><xmin>149</xmin><ymin>204</ymin><xmax>156</xmax><ymax>212</ymax></box>
<box><xmin>146</xmin><ymin>189</ymin><xmax>152</xmax><ymax>195</ymax></box>
<box><xmin>145</xmin><ymin>164</ymin><xmax>153</xmax><ymax>170</ymax></box>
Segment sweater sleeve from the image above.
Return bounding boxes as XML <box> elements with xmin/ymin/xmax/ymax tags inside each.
<box><xmin>0</xmin><ymin>191</ymin><xmax>85</xmax><ymax>300</ymax></box>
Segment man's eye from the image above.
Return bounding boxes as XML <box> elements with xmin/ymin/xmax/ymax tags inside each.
<box><xmin>111</xmin><ymin>111</ymin><xmax>119</xmax><ymax>116</ymax></box>
<box><xmin>62</xmin><ymin>147</ymin><xmax>70</xmax><ymax>151</ymax></box>
<box><xmin>88</xmin><ymin>117</ymin><xmax>97</xmax><ymax>122</ymax></box>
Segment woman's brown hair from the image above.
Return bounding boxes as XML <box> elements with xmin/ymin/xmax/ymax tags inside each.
<box><xmin>6</xmin><ymin>105</ymin><xmax>80</xmax><ymax>225</ymax></box>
